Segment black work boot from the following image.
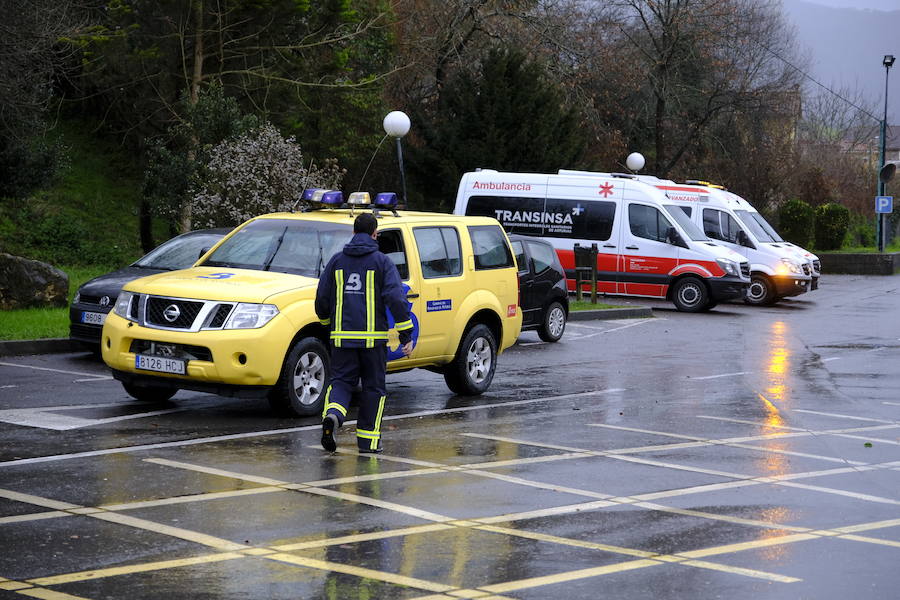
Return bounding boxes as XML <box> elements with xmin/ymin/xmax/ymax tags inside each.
<box><xmin>321</xmin><ymin>414</ymin><xmax>338</xmax><ymax>452</ymax></box>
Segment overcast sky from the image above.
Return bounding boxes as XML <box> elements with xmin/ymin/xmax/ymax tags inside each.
<box><xmin>782</xmin><ymin>0</ymin><xmax>899</xmax><ymax>124</ymax></box>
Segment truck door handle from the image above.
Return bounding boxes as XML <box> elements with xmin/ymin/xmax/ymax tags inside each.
<box><xmin>406</xmin><ymin>293</ymin><xmax>420</xmax><ymax>299</ymax></box>
<box><xmin>625</xmin><ymin>245</ymin><xmax>639</xmax><ymax>250</ymax></box>
<box><xmin>603</xmin><ymin>244</ymin><xmax>615</xmax><ymax>248</ymax></box>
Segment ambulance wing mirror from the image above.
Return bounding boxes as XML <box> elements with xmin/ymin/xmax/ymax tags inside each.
<box><xmin>736</xmin><ymin>229</ymin><xmax>755</xmax><ymax>249</ymax></box>
<box><xmin>666</xmin><ymin>227</ymin><xmax>688</xmax><ymax>249</ymax></box>
<box><xmin>198</xmin><ymin>246</ymin><xmax>212</xmax><ymax>259</ymax></box>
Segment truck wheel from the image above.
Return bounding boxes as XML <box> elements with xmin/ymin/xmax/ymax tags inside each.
<box><xmin>745</xmin><ymin>274</ymin><xmax>776</xmax><ymax>306</ymax></box>
<box><xmin>268</xmin><ymin>337</ymin><xmax>329</xmax><ymax>417</ymax></box>
<box><xmin>444</xmin><ymin>324</ymin><xmax>497</xmax><ymax>395</ymax></box>
<box><xmin>671</xmin><ymin>277</ymin><xmax>709</xmax><ymax>312</ymax></box>
<box><xmin>538</xmin><ymin>301</ymin><xmax>567</xmax><ymax>342</ymax></box>
<box><xmin>123</xmin><ymin>382</ymin><xmax>176</xmax><ymax>403</ymax></box>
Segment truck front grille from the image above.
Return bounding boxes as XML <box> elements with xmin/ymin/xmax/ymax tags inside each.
<box><xmin>739</xmin><ymin>262</ymin><xmax>750</xmax><ymax>278</ymax></box>
<box><xmin>146</xmin><ymin>297</ymin><xmax>204</xmax><ymax>329</ymax></box>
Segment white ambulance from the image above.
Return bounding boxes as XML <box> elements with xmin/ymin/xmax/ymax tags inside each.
<box><xmin>634</xmin><ymin>178</ymin><xmax>815</xmax><ymax>305</ymax></box>
<box><xmin>454</xmin><ymin>170</ymin><xmax>750</xmax><ymax>312</ymax></box>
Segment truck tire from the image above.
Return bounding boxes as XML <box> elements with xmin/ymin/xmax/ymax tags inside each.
<box><xmin>268</xmin><ymin>337</ymin><xmax>329</xmax><ymax>417</ymax></box>
<box><xmin>123</xmin><ymin>382</ymin><xmax>177</xmax><ymax>403</ymax></box>
<box><xmin>671</xmin><ymin>277</ymin><xmax>709</xmax><ymax>312</ymax></box>
<box><xmin>538</xmin><ymin>301</ymin><xmax>567</xmax><ymax>342</ymax></box>
<box><xmin>444</xmin><ymin>324</ymin><xmax>497</xmax><ymax>395</ymax></box>
<box><xmin>745</xmin><ymin>274</ymin><xmax>776</xmax><ymax>306</ymax></box>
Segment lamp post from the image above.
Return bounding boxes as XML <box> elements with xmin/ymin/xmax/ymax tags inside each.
<box><xmin>383</xmin><ymin>111</ymin><xmax>411</xmax><ymax>209</ymax></box>
<box><xmin>877</xmin><ymin>54</ymin><xmax>894</xmax><ymax>252</ymax></box>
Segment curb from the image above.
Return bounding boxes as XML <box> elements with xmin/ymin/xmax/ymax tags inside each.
<box><xmin>0</xmin><ymin>338</ymin><xmax>83</xmax><ymax>357</ymax></box>
<box><xmin>568</xmin><ymin>306</ymin><xmax>653</xmax><ymax>321</ymax></box>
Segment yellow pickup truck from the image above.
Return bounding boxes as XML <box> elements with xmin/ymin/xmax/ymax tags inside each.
<box><xmin>102</xmin><ymin>192</ymin><xmax>522</xmax><ymax>417</ymax></box>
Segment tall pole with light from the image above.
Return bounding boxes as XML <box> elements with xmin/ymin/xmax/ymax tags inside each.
<box><xmin>878</xmin><ymin>55</ymin><xmax>894</xmax><ymax>252</ymax></box>
<box><xmin>383</xmin><ymin>111</ymin><xmax>411</xmax><ymax>209</ymax></box>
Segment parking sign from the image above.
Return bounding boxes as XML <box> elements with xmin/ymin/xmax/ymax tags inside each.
<box><xmin>875</xmin><ymin>196</ymin><xmax>893</xmax><ymax>213</ymax></box>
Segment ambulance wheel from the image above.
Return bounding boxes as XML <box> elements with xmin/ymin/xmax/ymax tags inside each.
<box><xmin>444</xmin><ymin>324</ymin><xmax>497</xmax><ymax>395</ymax></box>
<box><xmin>269</xmin><ymin>337</ymin><xmax>329</xmax><ymax>417</ymax></box>
<box><xmin>671</xmin><ymin>277</ymin><xmax>709</xmax><ymax>312</ymax></box>
<box><xmin>123</xmin><ymin>382</ymin><xmax>176</xmax><ymax>403</ymax></box>
<box><xmin>745</xmin><ymin>274</ymin><xmax>776</xmax><ymax>306</ymax></box>
<box><xmin>538</xmin><ymin>301</ymin><xmax>567</xmax><ymax>342</ymax></box>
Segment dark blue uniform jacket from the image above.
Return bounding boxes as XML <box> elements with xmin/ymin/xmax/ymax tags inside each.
<box><xmin>315</xmin><ymin>233</ymin><xmax>413</xmax><ymax>349</ymax></box>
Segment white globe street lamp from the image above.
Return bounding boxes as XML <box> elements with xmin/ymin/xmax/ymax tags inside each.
<box><xmin>383</xmin><ymin>111</ymin><xmax>411</xmax><ymax>207</ymax></box>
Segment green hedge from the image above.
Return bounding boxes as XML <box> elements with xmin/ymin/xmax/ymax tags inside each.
<box><xmin>814</xmin><ymin>203</ymin><xmax>850</xmax><ymax>250</ymax></box>
<box><xmin>778</xmin><ymin>198</ymin><xmax>814</xmax><ymax>248</ymax></box>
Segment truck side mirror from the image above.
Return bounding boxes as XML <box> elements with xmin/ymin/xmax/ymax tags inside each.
<box><xmin>666</xmin><ymin>227</ymin><xmax>688</xmax><ymax>248</ymax></box>
<box><xmin>736</xmin><ymin>230</ymin><xmax>755</xmax><ymax>249</ymax></box>
<box><xmin>198</xmin><ymin>246</ymin><xmax>212</xmax><ymax>260</ymax></box>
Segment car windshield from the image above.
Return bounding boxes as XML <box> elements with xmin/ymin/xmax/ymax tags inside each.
<box><xmin>663</xmin><ymin>205</ymin><xmax>707</xmax><ymax>241</ymax></box>
<box><xmin>734</xmin><ymin>210</ymin><xmax>783</xmax><ymax>242</ymax></box>
<box><xmin>133</xmin><ymin>232</ymin><xmax>225</xmax><ymax>270</ymax></box>
<box><xmin>201</xmin><ymin>219</ymin><xmax>352</xmax><ymax>277</ymax></box>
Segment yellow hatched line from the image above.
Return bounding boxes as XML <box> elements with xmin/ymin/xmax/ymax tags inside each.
<box><xmin>89</xmin><ymin>512</ymin><xmax>248</xmax><ymax>552</ymax></box>
<box><xmin>143</xmin><ymin>458</ymin><xmax>289</xmax><ymax>486</ymax></box>
<box><xmin>16</xmin><ymin>589</ymin><xmax>94</xmax><ymax>600</ymax></box>
<box><xmin>27</xmin><ymin>553</ymin><xmax>245</xmax><ymax>586</ymax></box>
<box><xmin>481</xmin><ymin>559</ymin><xmax>661</xmax><ymax>594</ymax></box>
<box><xmin>0</xmin><ymin>511</ymin><xmax>69</xmax><ymax>525</ymax></box>
<box><xmin>272</xmin><ymin>523</ymin><xmax>452</xmax><ymax>552</ymax></box>
<box><xmin>99</xmin><ymin>486</ymin><xmax>285</xmax><ymax>511</ymax></box>
<box><xmin>265</xmin><ymin>553</ymin><xmax>455</xmax><ymax>593</ymax></box>
<box><xmin>0</xmin><ymin>489</ymin><xmax>80</xmax><ymax>511</ymax></box>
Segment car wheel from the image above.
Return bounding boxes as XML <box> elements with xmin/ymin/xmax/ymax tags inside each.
<box><xmin>123</xmin><ymin>382</ymin><xmax>176</xmax><ymax>403</ymax></box>
<box><xmin>444</xmin><ymin>324</ymin><xmax>497</xmax><ymax>396</ymax></box>
<box><xmin>671</xmin><ymin>277</ymin><xmax>709</xmax><ymax>312</ymax></box>
<box><xmin>537</xmin><ymin>301</ymin><xmax>567</xmax><ymax>342</ymax></box>
<box><xmin>745</xmin><ymin>274</ymin><xmax>776</xmax><ymax>306</ymax></box>
<box><xmin>268</xmin><ymin>337</ymin><xmax>329</xmax><ymax>417</ymax></box>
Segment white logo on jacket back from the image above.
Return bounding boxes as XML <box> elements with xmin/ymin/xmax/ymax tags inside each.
<box><xmin>345</xmin><ymin>272</ymin><xmax>362</xmax><ymax>293</ymax></box>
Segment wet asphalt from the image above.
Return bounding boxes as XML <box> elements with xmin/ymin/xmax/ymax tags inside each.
<box><xmin>1</xmin><ymin>273</ymin><xmax>899</xmax><ymax>599</ymax></box>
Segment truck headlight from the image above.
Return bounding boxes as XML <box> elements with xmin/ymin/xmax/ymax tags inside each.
<box><xmin>716</xmin><ymin>258</ymin><xmax>739</xmax><ymax>277</ymax></box>
<box><xmin>779</xmin><ymin>258</ymin><xmax>802</xmax><ymax>275</ymax></box>
<box><xmin>223</xmin><ymin>303</ymin><xmax>279</xmax><ymax>329</ymax></box>
<box><xmin>113</xmin><ymin>291</ymin><xmax>136</xmax><ymax>321</ymax></box>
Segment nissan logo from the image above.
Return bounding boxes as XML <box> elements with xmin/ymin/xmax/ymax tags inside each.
<box><xmin>163</xmin><ymin>304</ymin><xmax>181</xmax><ymax>322</ymax></box>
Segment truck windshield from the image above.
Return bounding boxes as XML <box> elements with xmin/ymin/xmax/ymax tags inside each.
<box><xmin>663</xmin><ymin>205</ymin><xmax>707</xmax><ymax>241</ymax></box>
<box><xmin>201</xmin><ymin>219</ymin><xmax>352</xmax><ymax>276</ymax></box>
<box><xmin>734</xmin><ymin>210</ymin><xmax>784</xmax><ymax>243</ymax></box>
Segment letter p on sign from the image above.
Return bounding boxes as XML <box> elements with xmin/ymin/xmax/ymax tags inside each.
<box><xmin>876</xmin><ymin>196</ymin><xmax>893</xmax><ymax>214</ymax></box>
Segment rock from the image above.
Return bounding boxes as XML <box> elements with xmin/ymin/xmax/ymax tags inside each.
<box><xmin>0</xmin><ymin>253</ymin><xmax>69</xmax><ymax>309</ymax></box>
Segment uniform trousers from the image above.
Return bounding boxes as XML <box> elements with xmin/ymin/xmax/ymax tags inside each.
<box><xmin>322</xmin><ymin>345</ymin><xmax>387</xmax><ymax>451</ymax></box>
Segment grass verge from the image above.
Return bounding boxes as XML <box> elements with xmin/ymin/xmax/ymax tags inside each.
<box><xmin>569</xmin><ymin>300</ymin><xmax>628</xmax><ymax>311</ymax></box>
<box><xmin>0</xmin><ymin>265</ymin><xmax>111</xmax><ymax>341</ymax></box>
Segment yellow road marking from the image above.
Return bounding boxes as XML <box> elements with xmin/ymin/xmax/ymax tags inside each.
<box><xmin>28</xmin><ymin>553</ymin><xmax>245</xmax><ymax>586</ymax></box>
<box><xmin>16</xmin><ymin>589</ymin><xmax>93</xmax><ymax>600</ymax></box>
<box><xmin>0</xmin><ymin>489</ymin><xmax>80</xmax><ymax>511</ymax></box>
<box><xmin>676</xmin><ymin>533</ymin><xmax>820</xmax><ymax>559</ymax></box>
<box><xmin>298</xmin><ymin>486</ymin><xmax>452</xmax><ymax>522</ymax></box>
<box><xmin>839</xmin><ymin>534</ymin><xmax>900</xmax><ymax>548</ymax></box>
<box><xmin>272</xmin><ymin>524</ymin><xmax>452</xmax><ymax>552</ymax></box>
<box><xmin>89</xmin><ymin>512</ymin><xmax>248</xmax><ymax>552</ymax></box>
<box><xmin>304</xmin><ymin>467</ymin><xmax>445</xmax><ymax>487</ymax></box>
<box><xmin>833</xmin><ymin>517</ymin><xmax>900</xmax><ymax>533</ymax></box>
<box><xmin>265</xmin><ymin>553</ymin><xmax>454</xmax><ymax>593</ymax></box>
<box><xmin>0</xmin><ymin>581</ymin><xmax>32</xmax><ymax>591</ymax></box>
<box><xmin>479</xmin><ymin>559</ymin><xmax>662</xmax><ymax>593</ymax></box>
<box><xmin>678</xmin><ymin>559</ymin><xmax>801</xmax><ymax>583</ymax></box>
<box><xmin>143</xmin><ymin>458</ymin><xmax>288</xmax><ymax>486</ymax></box>
<box><xmin>99</xmin><ymin>486</ymin><xmax>285</xmax><ymax>511</ymax></box>
<box><xmin>0</xmin><ymin>511</ymin><xmax>69</xmax><ymax>525</ymax></box>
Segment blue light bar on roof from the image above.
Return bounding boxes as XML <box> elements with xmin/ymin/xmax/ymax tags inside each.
<box><xmin>301</xmin><ymin>188</ymin><xmax>323</xmax><ymax>201</ymax></box>
<box><xmin>320</xmin><ymin>190</ymin><xmax>344</xmax><ymax>205</ymax></box>
<box><xmin>374</xmin><ymin>192</ymin><xmax>398</xmax><ymax>207</ymax></box>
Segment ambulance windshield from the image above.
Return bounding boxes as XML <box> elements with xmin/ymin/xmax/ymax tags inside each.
<box><xmin>734</xmin><ymin>210</ymin><xmax>784</xmax><ymax>243</ymax></box>
<box><xmin>202</xmin><ymin>219</ymin><xmax>352</xmax><ymax>276</ymax></box>
<box><xmin>663</xmin><ymin>205</ymin><xmax>707</xmax><ymax>241</ymax></box>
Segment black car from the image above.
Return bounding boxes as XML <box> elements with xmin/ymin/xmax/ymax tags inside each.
<box><xmin>69</xmin><ymin>228</ymin><xmax>231</xmax><ymax>347</ymax></box>
<box><xmin>509</xmin><ymin>234</ymin><xmax>569</xmax><ymax>342</ymax></box>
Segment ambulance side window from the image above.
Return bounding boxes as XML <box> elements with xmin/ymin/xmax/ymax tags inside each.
<box><xmin>468</xmin><ymin>225</ymin><xmax>514</xmax><ymax>270</ymax></box>
<box><xmin>377</xmin><ymin>229</ymin><xmax>409</xmax><ymax>280</ymax></box>
<box><xmin>703</xmin><ymin>208</ymin><xmax>741</xmax><ymax>244</ymax></box>
<box><xmin>413</xmin><ymin>227</ymin><xmax>462</xmax><ymax>278</ymax></box>
<box><xmin>629</xmin><ymin>204</ymin><xmax>672</xmax><ymax>243</ymax></box>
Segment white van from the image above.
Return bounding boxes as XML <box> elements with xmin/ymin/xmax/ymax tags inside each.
<box><xmin>637</xmin><ymin>178</ymin><xmax>814</xmax><ymax>305</ymax></box>
<box><xmin>454</xmin><ymin>170</ymin><xmax>750</xmax><ymax>312</ymax></box>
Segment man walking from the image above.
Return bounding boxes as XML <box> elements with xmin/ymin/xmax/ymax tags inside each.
<box><xmin>315</xmin><ymin>212</ymin><xmax>414</xmax><ymax>453</ymax></box>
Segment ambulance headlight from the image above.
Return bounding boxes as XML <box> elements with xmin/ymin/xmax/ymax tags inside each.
<box><xmin>779</xmin><ymin>258</ymin><xmax>803</xmax><ymax>275</ymax></box>
<box><xmin>223</xmin><ymin>303</ymin><xmax>279</xmax><ymax>329</ymax></box>
<box><xmin>113</xmin><ymin>291</ymin><xmax>137</xmax><ymax>321</ymax></box>
<box><xmin>716</xmin><ymin>258</ymin><xmax>739</xmax><ymax>277</ymax></box>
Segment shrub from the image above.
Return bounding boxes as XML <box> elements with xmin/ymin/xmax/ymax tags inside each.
<box><xmin>845</xmin><ymin>213</ymin><xmax>875</xmax><ymax>247</ymax></box>
<box><xmin>778</xmin><ymin>198</ymin><xmax>814</xmax><ymax>247</ymax></box>
<box><xmin>814</xmin><ymin>203</ymin><xmax>850</xmax><ymax>250</ymax></box>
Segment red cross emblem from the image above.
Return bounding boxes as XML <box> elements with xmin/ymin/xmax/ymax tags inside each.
<box><xmin>598</xmin><ymin>183</ymin><xmax>614</xmax><ymax>197</ymax></box>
